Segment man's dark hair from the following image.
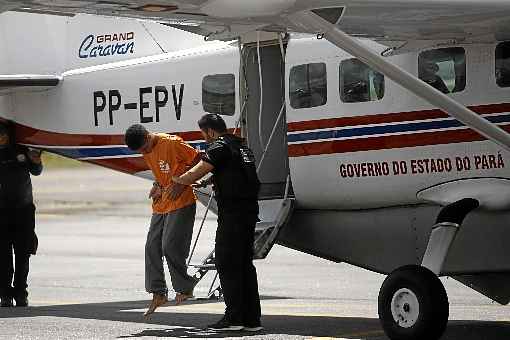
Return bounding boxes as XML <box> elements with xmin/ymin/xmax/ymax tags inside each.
<box><xmin>198</xmin><ymin>114</ymin><xmax>227</xmax><ymax>133</ymax></box>
<box><xmin>125</xmin><ymin>124</ymin><xmax>148</xmax><ymax>150</ymax></box>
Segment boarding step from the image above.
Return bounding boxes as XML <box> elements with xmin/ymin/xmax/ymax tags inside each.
<box><xmin>191</xmin><ymin>250</ymin><xmax>216</xmax><ymax>279</ymax></box>
<box><xmin>253</xmin><ymin>198</ymin><xmax>294</xmax><ymax>260</ymax></box>
<box><xmin>187</xmin><ymin>196</ymin><xmax>294</xmax><ymax>299</ymax></box>
<box><xmin>189</xmin><ymin>250</ymin><xmax>222</xmax><ymax>300</ymax></box>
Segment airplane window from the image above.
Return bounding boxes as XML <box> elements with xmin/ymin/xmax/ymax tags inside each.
<box><xmin>418</xmin><ymin>47</ymin><xmax>465</xmax><ymax>94</ymax></box>
<box><xmin>495</xmin><ymin>42</ymin><xmax>510</xmax><ymax>88</ymax></box>
<box><xmin>289</xmin><ymin>63</ymin><xmax>327</xmax><ymax>109</ymax></box>
<box><xmin>339</xmin><ymin>59</ymin><xmax>384</xmax><ymax>103</ymax></box>
<box><xmin>202</xmin><ymin>74</ymin><xmax>235</xmax><ymax>115</ymax></box>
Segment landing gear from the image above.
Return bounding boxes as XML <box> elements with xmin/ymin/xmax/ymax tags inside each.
<box><xmin>378</xmin><ymin>265</ymin><xmax>449</xmax><ymax>340</ymax></box>
<box><xmin>378</xmin><ymin>198</ymin><xmax>479</xmax><ymax>340</ymax></box>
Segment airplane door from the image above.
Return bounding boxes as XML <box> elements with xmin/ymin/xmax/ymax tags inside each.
<box><xmin>241</xmin><ymin>38</ymin><xmax>294</xmax><ymax>257</ymax></box>
<box><xmin>195</xmin><ymin>37</ymin><xmax>294</xmax><ymax>259</ymax></box>
<box><xmin>241</xmin><ymin>39</ymin><xmax>292</xmax><ymax>199</ymax></box>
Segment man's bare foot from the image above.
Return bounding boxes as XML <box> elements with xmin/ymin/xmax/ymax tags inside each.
<box><xmin>175</xmin><ymin>291</ymin><xmax>193</xmax><ymax>305</ymax></box>
<box><xmin>144</xmin><ymin>293</ymin><xmax>168</xmax><ymax>318</ymax></box>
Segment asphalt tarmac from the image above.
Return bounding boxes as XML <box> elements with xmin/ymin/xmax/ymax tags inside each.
<box><xmin>0</xmin><ymin>167</ymin><xmax>509</xmax><ymax>339</ymax></box>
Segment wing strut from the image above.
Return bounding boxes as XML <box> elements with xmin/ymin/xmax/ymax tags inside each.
<box><xmin>290</xmin><ymin>10</ymin><xmax>510</xmax><ymax>152</ymax></box>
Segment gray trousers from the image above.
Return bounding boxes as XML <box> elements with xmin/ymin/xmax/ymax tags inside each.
<box><xmin>145</xmin><ymin>203</ymin><xmax>197</xmax><ymax>296</ymax></box>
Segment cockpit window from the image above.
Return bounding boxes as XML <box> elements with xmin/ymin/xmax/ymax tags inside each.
<box><xmin>495</xmin><ymin>42</ymin><xmax>510</xmax><ymax>88</ymax></box>
<box><xmin>289</xmin><ymin>62</ymin><xmax>327</xmax><ymax>109</ymax></box>
<box><xmin>339</xmin><ymin>58</ymin><xmax>384</xmax><ymax>103</ymax></box>
<box><xmin>202</xmin><ymin>74</ymin><xmax>235</xmax><ymax>115</ymax></box>
<box><xmin>418</xmin><ymin>47</ymin><xmax>466</xmax><ymax>94</ymax></box>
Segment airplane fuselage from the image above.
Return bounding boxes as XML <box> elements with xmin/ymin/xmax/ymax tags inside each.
<box><xmin>8</xmin><ymin>37</ymin><xmax>510</xmax><ymax>208</ymax></box>
<box><xmin>3</xmin><ymin>35</ymin><xmax>510</xmax><ymax>294</ymax></box>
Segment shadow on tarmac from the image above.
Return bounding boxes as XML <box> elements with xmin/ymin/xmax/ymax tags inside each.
<box><xmin>0</xmin><ymin>298</ymin><xmax>509</xmax><ymax>339</ymax></box>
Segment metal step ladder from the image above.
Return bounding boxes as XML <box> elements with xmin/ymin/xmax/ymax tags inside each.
<box><xmin>186</xmin><ymin>193</ymin><xmax>222</xmax><ymax>300</ymax></box>
<box><xmin>188</xmin><ymin>192</ymin><xmax>294</xmax><ymax>299</ymax></box>
<box><xmin>189</xmin><ymin>249</ymin><xmax>222</xmax><ymax>300</ymax></box>
<box><xmin>254</xmin><ymin>197</ymin><xmax>294</xmax><ymax>259</ymax></box>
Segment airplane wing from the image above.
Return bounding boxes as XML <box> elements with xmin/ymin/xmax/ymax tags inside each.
<box><xmin>2</xmin><ymin>1</ymin><xmax>510</xmax><ymax>48</ymax></box>
<box><xmin>0</xmin><ymin>75</ymin><xmax>61</xmax><ymax>94</ymax></box>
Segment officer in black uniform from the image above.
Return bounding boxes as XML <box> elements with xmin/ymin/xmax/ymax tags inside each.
<box><xmin>172</xmin><ymin>113</ymin><xmax>262</xmax><ymax>332</ymax></box>
<box><xmin>0</xmin><ymin>120</ymin><xmax>42</xmax><ymax>307</ymax></box>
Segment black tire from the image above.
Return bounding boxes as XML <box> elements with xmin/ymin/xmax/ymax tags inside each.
<box><xmin>378</xmin><ymin>265</ymin><xmax>449</xmax><ymax>340</ymax></box>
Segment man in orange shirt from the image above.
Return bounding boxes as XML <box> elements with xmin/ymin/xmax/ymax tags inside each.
<box><xmin>125</xmin><ymin>124</ymin><xmax>199</xmax><ymax>317</ymax></box>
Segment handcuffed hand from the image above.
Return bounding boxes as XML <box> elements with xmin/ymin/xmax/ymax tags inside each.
<box><xmin>149</xmin><ymin>183</ymin><xmax>162</xmax><ymax>203</ymax></box>
<box><xmin>165</xmin><ymin>182</ymin><xmax>186</xmax><ymax>201</ymax></box>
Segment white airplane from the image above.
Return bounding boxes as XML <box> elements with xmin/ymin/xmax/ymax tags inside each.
<box><xmin>2</xmin><ymin>2</ymin><xmax>510</xmax><ymax>339</ymax></box>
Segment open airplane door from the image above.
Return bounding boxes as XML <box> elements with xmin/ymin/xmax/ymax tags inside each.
<box><xmin>240</xmin><ymin>33</ymin><xmax>295</xmax><ymax>259</ymax></box>
<box><xmin>194</xmin><ymin>33</ymin><xmax>295</xmax><ymax>260</ymax></box>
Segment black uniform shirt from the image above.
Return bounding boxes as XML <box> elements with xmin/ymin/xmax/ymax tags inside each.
<box><xmin>202</xmin><ymin>135</ymin><xmax>234</xmax><ymax>205</ymax></box>
<box><xmin>202</xmin><ymin>134</ymin><xmax>258</xmax><ymax>214</ymax></box>
<box><xmin>202</xmin><ymin>139</ymin><xmax>231</xmax><ymax>170</ymax></box>
<box><xmin>0</xmin><ymin>146</ymin><xmax>42</xmax><ymax>208</ymax></box>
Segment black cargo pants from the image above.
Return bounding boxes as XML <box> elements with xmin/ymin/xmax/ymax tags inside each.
<box><xmin>215</xmin><ymin>209</ymin><xmax>261</xmax><ymax>325</ymax></box>
<box><xmin>0</xmin><ymin>203</ymin><xmax>36</xmax><ymax>299</ymax></box>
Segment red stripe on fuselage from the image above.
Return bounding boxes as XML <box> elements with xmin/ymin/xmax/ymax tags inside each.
<box><xmin>86</xmin><ymin>157</ymin><xmax>149</xmax><ymax>174</ymax></box>
<box><xmin>15</xmin><ymin>102</ymin><xmax>510</xmax><ymax>146</ymax></box>
<box><xmin>288</xmin><ymin>125</ymin><xmax>510</xmax><ymax>157</ymax></box>
<box><xmin>15</xmin><ymin>123</ymin><xmax>204</xmax><ymax>146</ymax></box>
<box><xmin>287</xmin><ymin>102</ymin><xmax>510</xmax><ymax>133</ymax></box>
<box><xmin>13</xmin><ymin>101</ymin><xmax>510</xmax><ymax>162</ymax></box>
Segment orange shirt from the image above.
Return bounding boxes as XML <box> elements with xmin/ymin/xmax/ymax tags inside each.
<box><xmin>143</xmin><ymin>134</ymin><xmax>198</xmax><ymax>214</ymax></box>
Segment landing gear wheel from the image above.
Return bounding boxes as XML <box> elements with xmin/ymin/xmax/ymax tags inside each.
<box><xmin>378</xmin><ymin>265</ymin><xmax>449</xmax><ymax>340</ymax></box>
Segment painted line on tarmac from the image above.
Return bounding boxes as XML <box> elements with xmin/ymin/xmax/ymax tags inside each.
<box><xmin>122</xmin><ymin>302</ymin><xmax>380</xmax><ymax>320</ymax></box>
<box><xmin>311</xmin><ymin>329</ymin><xmax>385</xmax><ymax>339</ymax></box>
<box><xmin>30</xmin><ymin>300</ymin><xmax>82</xmax><ymax>306</ymax></box>
<box><xmin>337</xmin><ymin>329</ymin><xmax>385</xmax><ymax>338</ymax></box>
<box><xmin>122</xmin><ymin>304</ymin><xmax>349</xmax><ymax>318</ymax></box>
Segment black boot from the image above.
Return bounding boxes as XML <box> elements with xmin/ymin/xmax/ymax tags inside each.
<box><xmin>14</xmin><ymin>292</ymin><xmax>28</xmax><ymax>307</ymax></box>
<box><xmin>1</xmin><ymin>296</ymin><xmax>13</xmax><ymax>307</ymax></box>
<box><xmin>14</xmin><ymin>296</ymin><xmax>28</xmax><ymax>307</ymax></box>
